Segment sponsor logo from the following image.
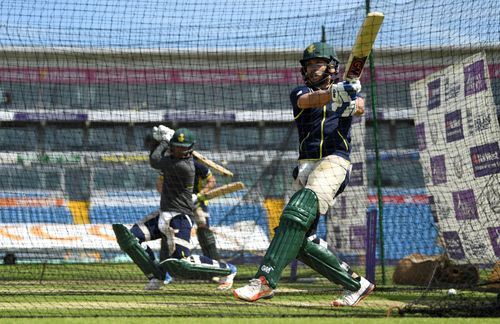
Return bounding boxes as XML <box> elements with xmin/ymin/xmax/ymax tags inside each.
<box><xmin>432</xmin><ymin>193</ymin><xmax>452</xmax><ymax>219</ymax></box>
<box><xmin>474</xmin><ymin>113</ymin><xmax>492</xmax><ymax>133</ymax></box>
<box><xmin>429</xmin><ymin>121</ymin><xmax>440</xmax><ymax>145</ymax></box>
<box><xmin>461</xmin><ymin>232</ymin><xmax>490</xmax><ymax>259</ymax></box>
<box><xmin>415</xmin><ymin>123</ymin><xmax>426</xmax><ymax>151</ymax></box>
<box><xmin>443</xmin><ymin>76</ymin><xmax>460</xmax><ymax>101</ymax></box>
<box><xmin>260</xmin><ymin>265</ymin><xmax>274</xmax><ymax>274</ymax></box>
<box><xmin>349</xmin><ymin>226</ymin><xmax>367</xmax><ymax>250</ymax></box>
<box><xmin>442</xmin><ymin>231</ymin><xmax>465</xmax><ymax>260</ymax></box>
<box><xmin>464</xmin><ymin>60</ymin><xmax>487</xmax><ymax>96</ymax></box>
<box><xmin>349</xmin><ymin>162</ymin><xmax>364</xmax><ymax>186</ymax></box>
<box><xmin>444</xmin><ymin>110</ymin><xmax>464</xmax><ymax>142</ymax></box>
<box><xmin>452</xmin><ymin>189</ymin><xmax>479</xmax><ymax>220</ymax></box>
<box><xmin>14</xmin><ymin>112</ymin><xmax>88</xmax><ymax>121</ymax></box>
<box><xmin>101</xmin><ymin>155</ymin><xmax>147</xmax><ymax>163</ymax></box>
<box><xmin>451</xmin><ymin>153</ymin><xmax>464</xmax><ymax>179</ymax></box>
<box><xmin>431</xmin><ymin>155</ymin><xmax>447</xmax><ymax>185</ymax></box>
<box><xmin>487</xmin><ymin>227</ymin><xmax>500</xmax><ymax>257</ymax></box>
<box><xmin>164</xmin><ymin>111</ymin><xmax>236</xmax><ymax>122</ymax></box>
<box><xmin>465</xmin><ymin>106</ymin><xmax>492</xmax><ymax>136</ymax></box>
<box><xmin>346</xmin><ymin>56</ymin><xmax>368</xmax><ymax>80</ymax></box>
<box><xmin>427</xmin><ymin>79</ymin><xmax>441</xmax><ymax>110</ymax></box>
<box><xmin>306</xmin><ymin>44</ymin><xmax>316</xmax><ymax>53</ymax></box>
<box><xmin>470</xmin><ymin>143</ymin><xmax>500</xmax><ymax>178</ymax></box>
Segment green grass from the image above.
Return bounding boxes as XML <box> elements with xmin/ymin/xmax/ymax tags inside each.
<box><xmin>1</xmin><ymin>319</ymin><xmax>500</xmax><ymax>324</ymax></box>
<box><xmin>0</xmin><ymin>263</ymin><xmax>497</xmax><ymax>319</ymax></box>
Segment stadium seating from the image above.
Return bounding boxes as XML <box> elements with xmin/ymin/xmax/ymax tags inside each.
<box><xmin>0</xmin><ymin>206</ymin><xmax>73</xmax><ymax>224</ymax></box>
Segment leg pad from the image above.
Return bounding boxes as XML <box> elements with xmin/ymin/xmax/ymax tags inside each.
<box><xmin>298</xmin><ymin>238</ymin><xmax>360</xmax><ymax>291</ymax></box>
<box><xmin>255</xmin><ymin>188</ymin><xmax>318</xmax><ymax>288</ymax></box>
<box><xmin>113</xmin><ymin>224</ymin><xmax>164</xmax><ymax>280</ymax></box>
<box><xmin>160</xmin><ymin>255</ymin><xmax>231</xmax><ymax>280</ymax></box>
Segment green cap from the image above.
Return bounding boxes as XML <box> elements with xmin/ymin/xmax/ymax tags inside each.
<box><xmin>170</xmin><ymin>128</ymin><xmax>195</xmax><ymax>147</ymax></box>
<box><xmin>300</xmin><ymin>42</ymin><xmax>337</xmax><ymax>66</ymax></box>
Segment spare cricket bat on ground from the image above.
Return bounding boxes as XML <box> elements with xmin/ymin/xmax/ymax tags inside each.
<box><xmin>204</xmin><ymin>182</ymin><xmax>245</xmax><ymax>200</ymax></box>
<box><xmin>343</xmin><ymin>12</ymin><xmax>384</xmax><ymax>81</ymax></box>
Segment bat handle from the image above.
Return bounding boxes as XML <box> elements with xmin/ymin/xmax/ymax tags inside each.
<box><xmin>343</xmin><ymin>77</ymin><xmax>360</xmax><ymax>83</ymax></box>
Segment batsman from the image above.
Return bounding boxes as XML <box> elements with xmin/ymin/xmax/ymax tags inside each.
<box><xmin>233</xmin><ymin>40</ymin><xmax>375</xmax><ymax>306</ymax></box>
<box><xmin>113</xmin><ymin>127</ymin><xmax>236</xmax><ymax>291</ymax></box>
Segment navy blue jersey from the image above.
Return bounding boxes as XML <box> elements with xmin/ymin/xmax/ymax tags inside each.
<box><xmin>194</xmin><ymin>158</ymin><xmax>212</xmax><ymax>211</ymax></box>
<box><xmin>193</xmin><ymin>159</ymin><xmax>212</xmax><ymax>195</ymax></box>
<box><xmin>290</xmin><ymin>85</ymin><xmax>352</xmax><ymax>161</ymax></box>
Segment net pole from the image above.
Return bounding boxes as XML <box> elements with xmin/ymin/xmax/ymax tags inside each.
<box><xmin>365</xmin><ymin>0</ymin><xmax>386</xmax><ymax>284</ymax></box>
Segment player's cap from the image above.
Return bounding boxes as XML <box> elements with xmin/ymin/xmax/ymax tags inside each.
<box><xmin>170</xmin><ymin>128</ymin><xmax>196</xmax><ymax>147</ymax></box>
<box><xmin>300</xmin><ymin>42</ymin><xmax>338</xmax><ymax>66</ymax></box>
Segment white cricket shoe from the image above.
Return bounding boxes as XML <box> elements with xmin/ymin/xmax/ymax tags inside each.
<box><xmin>331</xmin><ymin>276</ymin><xmax>375</xmax><ymax>307</ymax></box>
<box><xmin>164</xmin><ymin>272</ymin><xmax>173</xmax><ymax>284</ymax></box>
<box><xmin>217</xmin><ymin>263</ymin><xmax>237</xmax><ymax>290</ymax></box>
<box><xmin>144</xmin><ymin>278</ymin><xmax>163</xmax><ymax>291</ymax></box>
<box><xmin>233</xmin><ymin>276</ymin><xmax>274</xmax><ymax>302</ymax></box>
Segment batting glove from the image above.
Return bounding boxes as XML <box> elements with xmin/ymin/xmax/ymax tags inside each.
<box><xmin>330</xmin><ymin>80</ymin><xmax>361</xmax><ymax>117</ymax></box>
<box><xmin>152</xmin><ymin>125</ymin><xmax>175</xmax><ymax>142</ymax></box>
<box><xmin>192</xmin><ymin>193</ymin><xmax>207</xmax><ymax>208</ymax></box>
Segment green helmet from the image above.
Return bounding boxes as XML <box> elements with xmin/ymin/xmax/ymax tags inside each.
<box><xmin>300</xmin><ymin>42</ymin><xmax>338</xmax><ymax>66</ymax></box>
<box><xmin>170</xmin><ymin>128</ymin><xmax>195</xmax><ymax>148</ymax></box>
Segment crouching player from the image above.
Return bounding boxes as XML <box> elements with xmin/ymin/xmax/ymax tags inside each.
<box><xmin>160</xmin><ymin>157</ymin><xmax>222</xmax><ymax>285</ymax></box>
<box><xmin>113</xmin><ymin>127</ymin><xmax>236</xmax><ymax>291</ymax></box>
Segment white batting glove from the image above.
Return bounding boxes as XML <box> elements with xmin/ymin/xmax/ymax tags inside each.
<box><xmin>191</xmin><ymin>193</ymin><xmax>206</xmax><ymax>208</ymax></box>
<box><xmin>330</xmin><ymin>80</ymin><xmax>361</xmax><ymax>117</ymax></box>
<box><xmin>192</xmin><ymin>193</ymin><xmax>199</xmax><ymax>205</ymax></box>
<box><xmin>152</xmin><ymin>125</ymin><xmax>175</xmax><ymax>142</ymax></box>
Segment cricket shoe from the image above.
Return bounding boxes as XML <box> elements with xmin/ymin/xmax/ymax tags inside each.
<box><xmin>217</xmin><ymin>263</ymin><xmax>237</xmax><ymax>290</ymax></box>
<box><xmin>233</xmin><ymin>276</ymin><xmax>274</xmax><ymax>301</ymax></box>
<box><xmin>164</xmin><ymin>272</ymin><xmax>173</xmax><ymax>284</ymax></box>
<box><xmin>331</xmin><ymin>276</ymin><xmax>375</xmax><ymax>307</ymax></box>
<box><xmin>144</xmin><ymin>278</ymin><xmax>163</xmax><ymax>291</ymax></box>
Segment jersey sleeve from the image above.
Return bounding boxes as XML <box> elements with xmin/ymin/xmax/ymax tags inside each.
<box><xmin>149</xmin><ymin>141</ymin><xmax>172</xmax><ymax>170</ymax></box>
<box><xmin>289</xmin><ymin>85</ymin><xmax>311</xmax><ymax>111</ymax></box>
<box><xmin>290</xmin><ymin>86</ymin><xmax>312</xmax><ymax>118</ymax></box>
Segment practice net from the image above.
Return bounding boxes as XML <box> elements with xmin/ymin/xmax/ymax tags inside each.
<box><xmin>0</xmin><ymin>0</ymin><xmax>498</xmax><ymax>318</ymax></box>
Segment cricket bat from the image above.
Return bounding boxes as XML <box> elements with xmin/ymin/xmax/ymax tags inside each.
<box><xmin>343</xmin><ymin>12</ymin><xmax>384</xmax><ymax>81</ymax></box>
<box><xmin>204</xmin><ymin>182</ymin><xmax>245</xmax><ymax>200</ymax></box>
<box><xmin>193</xmin><ymin>151</ymin><xmax>233</xmax><ymax>177</ymax></box>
